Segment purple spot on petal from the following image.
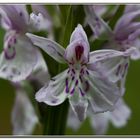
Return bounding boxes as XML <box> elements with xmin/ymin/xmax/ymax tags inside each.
<box><xmin>65</xmin><ymin>87</ymin><xmax>69</xmax><ymax>93</ymax></box>
<box><xmin>122</xmin><ymin>63</ymin><xmax>129</xmax><ymax>78</ymax></box>
<box><xmin>125</xmin><ymin>63</ymin><xmax>129</xmax><ymax>70</ymax></box>
<box><xmin>79</xmin><ymin>88</ymin><xmax>85</xmax><ymax>96</ymax></box>
<box><xmin>8</xmin><ymin>75</ymin><xmax>13</xmax><ymax>79</ymax></box>
<box><xmin>70</xmin><ymin>88</ymin><xmax>75</xmax><ymax>95</ymax></box>
<box><xmin>85</xmin><ymin>81</ymin><xmax>89</xmax><ymax>92</ymax></box>
<box><xmin>65</xmin><ymin>78</ymin><xmax>69</xmax><ymax>93</ymax></box>
<box><xmin>96</xmin><ymin>56</ymin><xmax>102</xmax><ymax>59</ymax></box>
<box><xmin>19</xmin><ymin>12</ymin><xmax>23</xmax><ymax>16</ymax></box>
<box><xmin>116</xmin><ymin>64</ymin><xmax>121</xmax><ymax>76</ymax></box>
<box><xmin>86</xmin><ymin>70</ymin><xmax>89</xmax><ymax>75</ymax></box>
<box><xmin>75</xmin><ymin>45</ymin><xmax>84</xmax><ymax>61</ymax></box>
<box><xmin>95</xmin><ymin>17</ymin><xmax>99</xmax><ymax>21</ymax></box>
<box><xmin>80</xmin><ymin>68</ymin><xmax>84</xmax><ymax>74</ymax></box>
<box><xmin>79</xmin><ymin>75</ymin><xmax>83</xmax><ymax>83</ymax></box>
<box><xmin>72</xmin><ymin>69</ymin><xmax>75</xmax><ymax>74</ymax></box>
<box><xmin>8</xmin><ymin>44</ymin><xmax>11</xmax><ymax>48</ymax></box>
<box><xmin>72</xmin><ymin>76</ymin><xmax>75</xmax><ymax>81</ymax></box>
<box><xmin>67</xmin><ymin>69</ymin><xmax>70</xmax><ymax>74</ymax></box>
<box><xmin>2</xmin><ymin>66</ymin><xmax>7</xmax><ymax>72</ymax></box>
<box><xmin>12</xmin><ymin>67</ymin><xmax>20</xmax><ymax>75</ymax></box>
<box><xmin>14</xmin><ymin>38</ymin><xmax>17</xmax><ymax>44</ymax></box>
<box><xmin>51</xmin><ymin>99</ymin><xmax>58</xmax><ymax>104</ymax></box>
<box><xmin>75</xmin><ymin>79</ymin><xmax>79</xmax><ymax>86</ymax></box>
<box><xmin>4</xmin><ymin>47</ymin><xmax>16</xmax><ymax>60</ymax></box>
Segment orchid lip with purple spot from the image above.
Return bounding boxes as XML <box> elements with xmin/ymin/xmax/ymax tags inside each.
<box><xmin>75</xmin><ymin>45</ymin><xmax>84</xmax><ymax>61</ymax></box>
<box><xmin>4</xmin><ymin>47</ymin><xmax>16</xmax><ymax>60</ymax></box>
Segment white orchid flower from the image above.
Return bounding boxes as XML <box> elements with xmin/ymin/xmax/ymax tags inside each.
<box><xmin>26</xmin><ymin>24</ymin><xmax>134</xmax><ymax>121</ymax></box>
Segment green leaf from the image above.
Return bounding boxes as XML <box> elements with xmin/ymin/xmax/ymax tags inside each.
<box><xmin>0</xmin><ymin>28</ymin><xmax>5</xmax><ymax>52</ymax></box>
<box><xmin>61</xmin><ymin>5</ymin><xmax>73</xmax><ymax>48</ymax></box>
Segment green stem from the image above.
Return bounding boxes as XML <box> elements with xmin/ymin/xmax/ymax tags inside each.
<box><xmin>42</xmin><ymin>100</ymin><xmax>69</xmax><ymax>135</ymax></box>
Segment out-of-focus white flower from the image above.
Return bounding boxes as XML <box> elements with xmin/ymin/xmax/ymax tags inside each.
<box><xmin>11</xmin><ymin>88</ymin><xmax>39</xmax><ymax>135</ymax></box>
<box><xmin>29</xmin><ymin>5</ymin><xmax>52</xmax><ymax>32</ymax></box>
<box><xmin>26</xmin><ymin>24</ymin><xmax>134</xmax><ymax>121</ymax></box>
<box><xmin>11</xmin><ymin>52</ymin><xmax>50</xmax><ymax>135</ymax></box>
<box><xmin>0</xmin><ymin>5</ymin><xmax>51</xmax><ymax>82</ymax></box>
<box><xmin>67</xmin><ymin>99</ymin><xmax>131</xmax><ymax>135</ymax></box>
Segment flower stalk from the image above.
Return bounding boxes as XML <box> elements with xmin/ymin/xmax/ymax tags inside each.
<box><xmin>43</xmin><ymin>100</ymin><xmax>69</xmax><ymax>135</ymax></box>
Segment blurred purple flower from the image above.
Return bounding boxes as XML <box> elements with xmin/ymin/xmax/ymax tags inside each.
<box><xmin>113</xmin><ymin>5</ymin><xmax>140</xmax><ymax>60</ymax></box>
<box><xmin>85</xmin><ymin>5</ymin><xmax>140</xmax><ymax>60</ymax></box>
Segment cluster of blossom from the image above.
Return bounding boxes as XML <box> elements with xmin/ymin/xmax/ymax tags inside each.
<box><xmin>0</xmin><ymin>5</ymin><xmax>139</xmax><ymax>135</ymax></box>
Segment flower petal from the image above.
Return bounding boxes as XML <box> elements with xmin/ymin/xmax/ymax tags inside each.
<box><xmin>89</xmin><ymin>49</ymin><xmax>127</xmax><ymax>64</ymax></box>
<box><xmin>65</xmin><ymin>39</ymin><xmax>90</xmax><ymax>64</ymax></box>
<box><xmin>26</xmin><ymin>33</ymin><xmax>66</xmax><ymax>63</ymax></box>
<box><xmin>124</xmin><ymin>5</ymin><xmax>140</xmax><ymax>13</ymax></box>
<box><xmin>0</xmin><ymin>5</ymin><xmax>29</xmax><ymax>31</ymax></box>
<box><xmin>29</xmin><ymin>50</ymin><xmax>50</xmax><ymax>85</ymax></box>
<box><xmin>109</xmin><ymin>99</ymin><xmax>131</xmax><ymax>128</ymax></box>
<box><xmin>70</xmin><ymin>24</ymin><xmax>88</xmax><ymax>44</ymax></box>
<box><xmin>0</xmin><ymin>7</ymin><xmax>12</xmax><ymax>30</ymax></box>
<box><xmin>130</xmin><ymin>39</ymin><xmax>140</xmax><ymax>60</ymax></box>
<box><xmin>84</xmin><ymin>6</ymin><xmax>113</xmax><ymax>39</ymax></box>
<box><xmin>88</xmin><ymin>48</ymin><xmax>135</xmax><ymax>95</ymax></box>
<box><xmin>65</xmin><ymin>24</ymin><xmax>90</xmax><ymax>64</ymax></box>
<box><xmin>90</xmin><ymin>112</ymin><xmax>109</xmax><ymax>135</ymax></box>
<box><xmin>35</xmin><ymin>70</ymin><xmax>68</xmax><ymax>106</ymax></box>
<box><xmin>68</xmin><ymin>84</ymin><xmax>88</xmax><ymax>121</ymax></box>
<box><xmin>115</xmin><ymin>22</ymin><xmax>140</xmax><ymax>41</ymax></box>
<box><xmin>29</xmin><ymin>12</ymin><xmax>52</xmax><ymax>32</ymax></box>
<box><xmin>114</xmin><ymin>10</ymin><xmax>140</xmax><ymax>37</ymax></box>
<box><xmin>69</xmin><ymin>89</ymin><xmax>88</xmax><ymax>121</ymax></box>
<box><xmin>11</xmin><ymin>88</ymin><xmax>38</xmax><ymax>135</ymax></box>
<box><xmin>30</xmin><ymin>5</ymin><xmax>52</xmax><ymax>31</ymax></box>
<box><xmin>84</xmin><ymin>70</ymin><xmax>120</xmax><ymax>113</ymax></box>
<box><xmin>0</xmin><ymin>32</ymin><xmax>38</xmax><ymax>82</ymax></box>
<box><xmin>67</xmin><ymin>108</ymin><xmax>82</xmax><ymax>131</ymax></box>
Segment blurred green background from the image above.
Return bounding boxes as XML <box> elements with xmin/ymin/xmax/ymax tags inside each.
<box><xmin>0</xmin><ymin>5</ymin><xmax>140</xmax><ymax>135</ymax></box>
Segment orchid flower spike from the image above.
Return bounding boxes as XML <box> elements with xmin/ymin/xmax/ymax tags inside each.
<box><xmin>67</xmin><ymin>99</ymin><xmax>131</xmax><ymax>135</ymax></box>
<box><xmin>26</xmin><ymin>24</ymin><xmax>134</xmax><ymax>121</ymax></box>
<box><xmin>0</xmin><ymin>5</ymin><xmax>51</xmax><ymax>82</ymax></box>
